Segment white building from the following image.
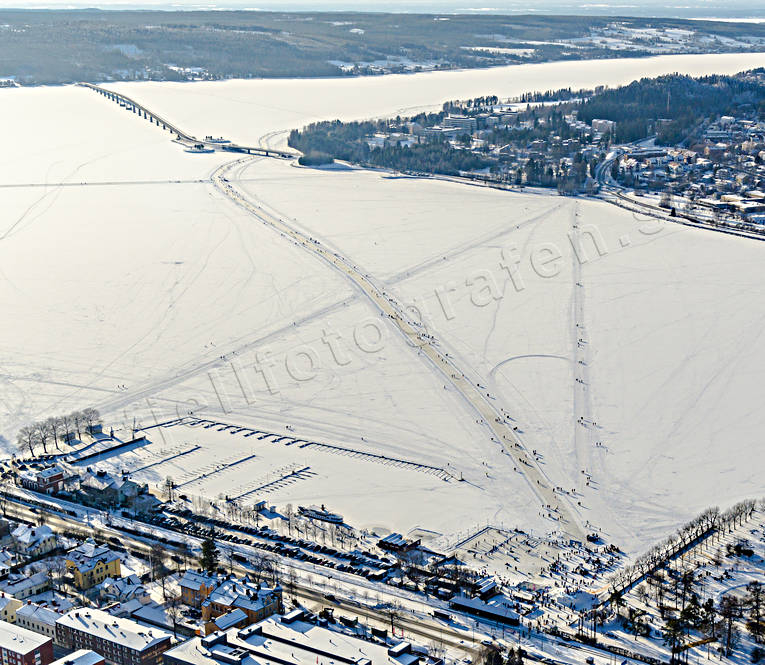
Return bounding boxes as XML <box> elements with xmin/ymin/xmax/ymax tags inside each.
<box><xmin>0</xmin><ymin>572</ymin><xmax>50</xmax><ymax>599</ymax></box>
<box><xmin>592</xmin><ymin>118</ymin><xmax>615</xmax><ymax>134</ymax></box>
<box><xmin>443</xmin><ymin>114</ymin><xmax>477</xmax><ymax>133</ymax></box>
<box><xmin>16</xmin><ymin>603</ymin><xmax>62</xmax><ymax>641</ymax></box>
<box><xmin>11</xmin><ymin>525</ymin><xmax>57</xmax><ymax>558</ymax></box>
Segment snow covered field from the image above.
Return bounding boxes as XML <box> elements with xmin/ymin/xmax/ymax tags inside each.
<box><xmin>2</xmin><ymin>53</ymin><xmax>765</xmax><ymax>554</ymax></box>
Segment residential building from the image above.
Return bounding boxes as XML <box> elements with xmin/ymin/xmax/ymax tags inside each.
<box><xmin>0</xmin><ymin>597</ymin><xmax>22</xmax><ymax>623</ymax></box>
<box><xmin>0</xmin><ymin>549</ymin><xmax>17</xmax><ymax>578</ymax></box>
<box><xmin>200</xmin><ymin>577</ymin><xmax>281</xmax><ymax>635</ymax></box>
<box><xmin>163</xmin><ymin>611</ymin><xmax>424</xmax><ymax>665</ymax></box>
<box><xmin>11</xmin><ymin>526</ymin><xmax>57</xmax><ymax>559</ymax></box>
<box><xmin>49</xmin><ymin>650</ymin><xmax>104</xmax><ymax>665</ymax></box>
<box><xmin>0</xmin><ymin>619</ymin><xmax>54</xmax><ymax>665</ymax></box>
<box><xmin>0</xmin><ymin>573</ymin><xmax>49</xmax><ymax>600</ymax></box>
<box><xmin>56</xmin><ymin>609</ymin><xmax>171</xmax><ymax>665</ymax></box>
<box><xmin>442</xmin><ymin>114</ymin><xmax>477</xmax><ymax>133</ymax></box>
<box><xmin>178</xmin><ymin>571</ymin><xmax>217</xmax><ymax>609</ymax></box>
<box><xmin>78</xmin><ymin>471</ymin><xmax>142</xmax><ymax>509</ymax></box>
<box><xmin>591</xmin><ymin>118</ymin><xmax>615</xmax><ymax>134</ymax></box>
<box><xmin>97</xmin><ymin>576</ymin><xmax>147</xmax><ymax>604</ymax></box>
<box><xmin>15</xmin><ymin>604</ymin><xmax>61</xmax><ymax>641</ymax></box>
<box><xmin>18</xmin><ymin>467</ymin><xmax>65</xmax><ymax>495</ymax></box>
<box><xmin>422</xmin><ymin>126</ymin><xmax>459</xmax><ymax>141</ymax></box>
<box><xmin>65</xmin><ymin>540</ymin><xmax>121</xmax><ymax>590</ymax></box>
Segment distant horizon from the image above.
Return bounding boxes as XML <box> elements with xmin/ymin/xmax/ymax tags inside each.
<box><xmin>1</xmin><ymin>0</ymin><xmax>765</xmax><ymax>19</ymax></box>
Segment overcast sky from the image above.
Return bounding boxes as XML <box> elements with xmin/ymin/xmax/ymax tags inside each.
<box><xmin>1</xmin><ymin>0</ymin><xmax>764</xmax><ymax>18</ymax></box>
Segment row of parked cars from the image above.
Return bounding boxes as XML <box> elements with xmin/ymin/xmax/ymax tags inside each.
<box><xmin>149</xmin><ymin>505</ymin><xmax>394</xmax><ymax>581</ymax></box>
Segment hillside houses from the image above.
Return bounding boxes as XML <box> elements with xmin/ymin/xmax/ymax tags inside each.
<box><xmin>615</xmin><ymin>115</ymin><xmax>765</xmax><ymax>226</ymax></box>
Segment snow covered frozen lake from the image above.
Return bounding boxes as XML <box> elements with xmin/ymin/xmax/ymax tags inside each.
<box><xmin>2</xmin><ymin>51</ymin><xmax>765</xmax><ymax>554</ymax></box>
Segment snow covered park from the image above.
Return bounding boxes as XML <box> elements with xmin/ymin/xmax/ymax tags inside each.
<box><xmin>2</xmin><ymin>52</ymin><xmax>765</xmax><ymax>557</ymax></box>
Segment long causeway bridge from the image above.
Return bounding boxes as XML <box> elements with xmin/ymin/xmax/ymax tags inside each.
<box><xmin>79</xmin><ymin>82</ymin><xmax>295</xmax><ymax>159</ymax></box>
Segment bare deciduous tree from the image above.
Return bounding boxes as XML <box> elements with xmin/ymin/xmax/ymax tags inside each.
<box><xmin>35</xmin><ymin>420</ymin><xmax>52</xmax><ymax>454</ymax></box>
<box><xmin>165</xmin><ymin>592</ymin><xmax>183</xmax><ymax>638</ymax></box>
<box><xmin>71</xmin><ymin>411</ymin><xmax>84</xmax><ymax>439</ymax></box>
<box><xmin>81</xmin><ymin>408</ymin><xmax>101</xmax><ymax>434</ymax></box>
<box><xmin>47</xmin><ymin>416</ymin><xmax>62</xmax><ymax>451</ymax></box>
<box><xmin>17</xmin><ymin>426</ymin><xmax>36</xmax><ymax>457</ymax></box>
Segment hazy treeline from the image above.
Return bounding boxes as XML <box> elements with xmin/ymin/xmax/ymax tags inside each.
<box><xmin>1</xmin><ymin>10</ymin><xmax>764</xmax><ymax>85</ymax></box>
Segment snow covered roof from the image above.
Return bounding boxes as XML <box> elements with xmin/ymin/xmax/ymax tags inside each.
<box><xmin>56</xmin><ymin>608</ymin><xmax>172</xmax><ymax>651</ymax></box>
<box><xmin>16</xmin><ymin>603</ymin><xmax>62</xmax><ymax>626</ymax></box>
<box><xmin>49</xmin><ymin>649</ymin><xmax>104</xmax><ymax>665</ymax></box>
<box><xmin>99</xmin><ymin>575</ymin><xmax>145</xmax><ymax>600</ymax></box>
<box><xmin>0</xmin><ymin>597</ymin><xmax>19</xmax><ymax>611</ymax></box>
<box><xmin>166</xmin><ymin>614</ymin><xmax>420</xmax><ymax>665</ymax></box>
<box><xmin>0</xmin><ymin>619</ymin><xmax>51</xmax><ymax>653</ymax></box>
<box><xmin>17</xmin><ymin>465</ymin><xmax>64</xmax><ymax>484</ymax></box>
<box><xmin>213</xmin><ymin>609</ymin><xmax>247</xmax><ymax>630</ymax></box>
<box><xmin>449</xmin><ymin>593</ymin><xmax>519</xmax><ymax>621</ymax></box>
<box><xmin>203</xmin><ymin>579</ymin><xmax>278</xmax><ymax>614</ymax></box>
<box><xmin>80</xmin><ymin>472</ymin><xmax>126</xmax><ymax>492</ymax></box>
<box><xmin>12</xmin><ymin>524</ymin><xmax>54</xmax><ymax>546</ymax></box>
<box><xmin>66</xmin><ymin>540</ymin><xmax>120</xmax><ymax>573</ymax></box>
<box><xmin>379</xmin><ymin>533</ymin><xmax>407</xmax><ymax>546</ymax></box>
<box><xmin>0</xmin><ymin>571</ymin><xmax>48</xmax><ymax>595</ymax></box>
<box><xmin>38</xmin><ymin>466</ymin><xmax>64</xmax><ymax>479</ymax></box>
<box><xmin>180</xmin><ymin>569</ymin><xmax>218</xmax><ymax>592</ymax></box>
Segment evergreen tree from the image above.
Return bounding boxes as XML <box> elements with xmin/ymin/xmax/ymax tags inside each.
<box><xmin>200</xmin><ymin>529</ymin><xmax>219</xmax><ymax>573</ymax></box>
<box><xmin>720</xmin><ymin>596</ymin><xmax>741</xmax><ymax>657</ymax></box>
<box><xmin>747</xmin><ymin>581</ymin><xmax>764</xmax><ymax>643</ymax></box>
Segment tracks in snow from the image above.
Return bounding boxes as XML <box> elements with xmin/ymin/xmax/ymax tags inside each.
<box><xmin>213</xmin><ymin>157</ymin><xmax>586</xmax><ymax>541</ymax></box>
